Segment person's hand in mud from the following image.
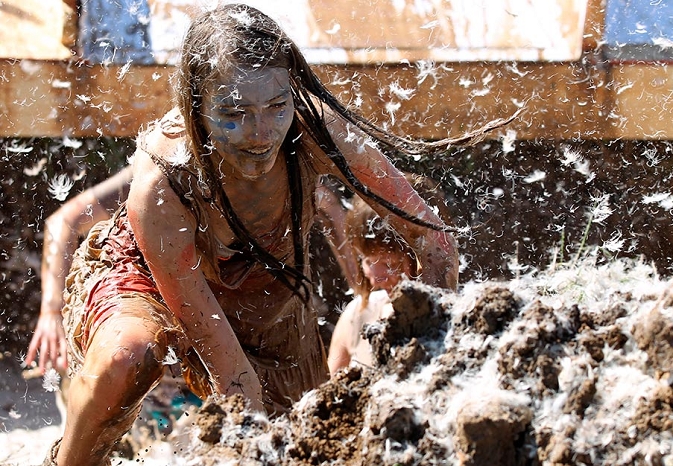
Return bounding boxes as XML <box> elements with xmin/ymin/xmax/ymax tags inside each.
<box><xmin>25</xmin><ymin>166</ymin><xmax>132</xmax><ymax>374</ymax></box>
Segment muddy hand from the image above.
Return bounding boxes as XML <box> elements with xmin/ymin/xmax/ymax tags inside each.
<box><xmin>417</xmin><ymin>229</ymin><xmax>459</xmax><ymax>290</ymax></box>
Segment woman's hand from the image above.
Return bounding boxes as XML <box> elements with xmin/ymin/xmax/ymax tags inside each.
<box><xmin>415</xmin><ymin>228</ymin><xmax>459</xmax><ymax>290</ymax></box>
<box><xmin>25</xmin><ymin>311</ymin><xmax>67</xmax><ymax>373</ymax></box>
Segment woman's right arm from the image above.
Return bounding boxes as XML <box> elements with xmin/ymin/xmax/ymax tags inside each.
<box><xmin>127</xmin><ymin>150</ymin><xmax>264</xmax><ymax>411</ymax></box>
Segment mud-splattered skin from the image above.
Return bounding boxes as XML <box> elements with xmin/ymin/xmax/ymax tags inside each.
<box><xmin>202</xmin><ymin>68</ymin><xmax>294</xmax><ymax>181</ymax></box>
<box><xmin>124</xmin><ymin>63</ymin><xmax>457</xmax><ymax>411</ymax></box>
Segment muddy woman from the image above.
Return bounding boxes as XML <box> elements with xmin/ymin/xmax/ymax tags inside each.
<box><xmin>43</xmin><ymin>4</ymin><xmax>467</xmax><ymax>464</ymax></box>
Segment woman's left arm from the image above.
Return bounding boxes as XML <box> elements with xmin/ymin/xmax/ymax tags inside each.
<box><xmin>324</xmin><ymin>113</ymin><xmax>459</xmax><ymax>290</ymax></box>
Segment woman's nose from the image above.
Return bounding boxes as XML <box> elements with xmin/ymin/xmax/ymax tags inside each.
<box><xmin>247</xmin><ymin>112</ymin><xmax>271</xmax><ymax>143</ymax></box>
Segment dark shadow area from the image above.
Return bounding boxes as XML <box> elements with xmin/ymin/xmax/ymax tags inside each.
<box><xmin>394</xmin><ymin>139</ymin><xmax>673</xmax><ymax>282</ymax></box>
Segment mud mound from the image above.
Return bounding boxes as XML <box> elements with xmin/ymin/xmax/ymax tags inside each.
<box><xmin>168</xmin><ymin>256</ymin><xmax>673</xmax><ymax>466</ymax></box>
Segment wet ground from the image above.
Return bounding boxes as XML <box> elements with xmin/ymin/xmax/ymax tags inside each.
<box><xmin>173</xmin><ymin>261</ymin><xmax>673</xmax><ymax>465</ymax></box>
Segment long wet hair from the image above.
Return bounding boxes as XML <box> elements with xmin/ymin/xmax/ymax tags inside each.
<box><xmin>174</xmin><ymin>4</ymin><xmax>459</xmax><ymax>300</ymax></box>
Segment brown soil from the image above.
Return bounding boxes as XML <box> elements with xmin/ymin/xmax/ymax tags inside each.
<box><xmin>632</xmin><ymin>292</ymin><xmax>673</xmax><ymax>375</ymax></box>
<box><xmin>454</xmin><ymin>397</ymin><xmax>532</xmax><ymax>466</ymax></box>
<box><xmin>176</xmin><ymin>274</ymin><xmax>673</xmax><ymax>465</ymax></box>
<box><xmin>184</xmin><ymin>283</ymin><xmax>450</xmax><ymax>465</ymax></box>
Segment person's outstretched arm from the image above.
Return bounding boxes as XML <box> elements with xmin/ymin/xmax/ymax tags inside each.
<box><xmin>327</xmin><ymin>299</ymin><xmax>358</xmax><ymax>375</ymax></box>
<box><xmin>26</xmin><ymin>165</ymin><xmax>133</xmax><ymax>373</ymax></box>
<box><xmin>322</xmin><ymin>113</ymin><xmax>459</xmax><ymax>290</ymax></box>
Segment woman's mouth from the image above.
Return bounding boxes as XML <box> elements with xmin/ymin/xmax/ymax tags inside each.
<box><xmin>243</xmin><ymin>146</ymin><xmax>273</xmax><ymax>156</ymax></box>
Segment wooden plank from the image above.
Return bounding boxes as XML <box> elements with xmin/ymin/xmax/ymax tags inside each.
<box><xmin>300</xmin><ymin>0</ymin><xmax>588</xmax><ymax>62</ymax></box>
<box><xmin>146</xmin><ymin>0</ymin><xmax>588</xmax><ymax>64</ymax></box>
<box><xmin>0</xmin><ymin>0</ymin><xmax>627</xmax><ymax>140</ymax></box>
<box><xmin>0</xmin><ymin>0</ymin><xmax>73</xmax><ymax>60</ymax></box>
<box><xmin>0</xmin><ymin>0</ymin><xmax>589</xmax><ymax>64</ymax></box>
<box><xmin>0</xmin><ymin>61</ymin><xmax>174</xmax><ymax>137</ymax></box>
<box><xmin>1</xmin><ymin>59</ymin><xmax>672</xmax><ymax>140</ymax></box>
<box><xmin>606</xmin><ymin>64</ymin><xmax>673</xmax><ymax>139</ymax></box>
<box><xmin>582</xmin><ymin>0</ymin><xmax>605</xmax><ymax>53</ymax></box>
<box><xmin>320</xmin><ymin>62</ymin><xmax>607</xmax><ymax>141</ymax></box>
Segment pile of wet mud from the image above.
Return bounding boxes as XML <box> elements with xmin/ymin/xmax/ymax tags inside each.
<box><xmin>169</xmin><ymin>255</ymin><xmax>673</xmax><ymax>465</ymax></box>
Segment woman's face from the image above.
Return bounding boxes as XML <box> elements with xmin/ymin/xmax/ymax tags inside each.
<box><xmin>202</xmin><ymin>67</ymin><xmax>294</xmax><ymax>180</ymax></box>
<box><xmin>362</xmin><ymin>246</ymin><xmax>414</xmax><ymax>293</ymax></box>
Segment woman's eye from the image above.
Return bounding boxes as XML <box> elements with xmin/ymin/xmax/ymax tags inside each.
<box><xmin>271</xmin><ymin>101</ymin><xmax>287</xmax><ymax>110</ymax></box>
<box><xmin>218</xmin><ymin>108</ymin><xmax>244</xmax><ymax>118</ymax></box>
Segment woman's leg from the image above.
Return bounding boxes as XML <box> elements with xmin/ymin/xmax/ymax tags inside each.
<box><xmin>56</xmin><ymin>309</ymin><xmax>169</xmax><ymax>466</ymax></box>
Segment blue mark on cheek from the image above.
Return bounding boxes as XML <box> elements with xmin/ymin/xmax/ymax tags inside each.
<box><xmin>224</xmin><ymin>122</ymin><xmax>237</xmax><ymax>130</ymax></box>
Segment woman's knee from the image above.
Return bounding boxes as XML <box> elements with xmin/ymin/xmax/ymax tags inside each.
<box><xmin>74</xmin><ymin>300</ymin><xmax>179</xmax><ymax>402</ymax></box>
<box><xmin>66</xmin><ymin>340</ymin><xmax>167</xmax><ymax>432</ymax></box>
<box><xmin>82</xmin><ymin>329</ymin><xmax>168</xmax><ymax>400</ymax></box>
<box><xmin>109</xmin><ymin>339</ymin><xmax>166</xmax><ymax>389</ymax></box>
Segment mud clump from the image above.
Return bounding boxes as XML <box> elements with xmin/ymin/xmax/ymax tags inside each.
<box><xmin>454</xmin><ymin>397</ymin><xmax>532</xmax><ymax>466</ymax></box>
<box><xmin>563</xmin><ymin>377</ymin><xmax>597</xmax><ymax>416</ymax></box>
<box><xmin>461</xmin><ymin>286</ymin><xmax>520</xmax><ymax>335</ymax></box>
<box><xmin>176</xmin><ymin>260</ymin><xmax>673</xmax><ymax>465</ymax></box>
<box><xmin>634</xmin><ymin>384</ymin><xmax>673</xmax><ymax>435</ymax></box>
<box><xmin>185</xmin><ymin>394</ymin><xmax>282</xmax><ymax>465</ymax></box>
<box><xmin>368</xmin><ymin>281</ymin><xmax>448</xmax><ymax>378</ymax></box>
<box><xmin>632</xmin><ymin>297</ymin><xmax>673</xmax><ymax>376</ymax></box>
<box><xmin>286</xmin><ymin>366</ymin><xmax>373</xmax><ymax>464</ymax></box>
<box><xmin>497</xmin><ymin>300</ymin><xmax>579</xmax><ymax>395</ymax></box>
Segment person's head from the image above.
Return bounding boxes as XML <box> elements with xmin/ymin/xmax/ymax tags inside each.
<box><xmin>346</xmin><ymin>198</ymin><xmax>417</xmax><ymax>298</ymax></box>
<box><xmin>172</xmin><ymin>4</ymin><xmax>318</xmax><ymax>300</ymax></box>
<box><xmin>361</xmin><ymin>240</ymin><xmax>415</xmax><ymax>293</ymax></box>
<box><xmin>175</xmin><ymin>4</ymin><xmax>302</xmax><ymax>176</ymax></box>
